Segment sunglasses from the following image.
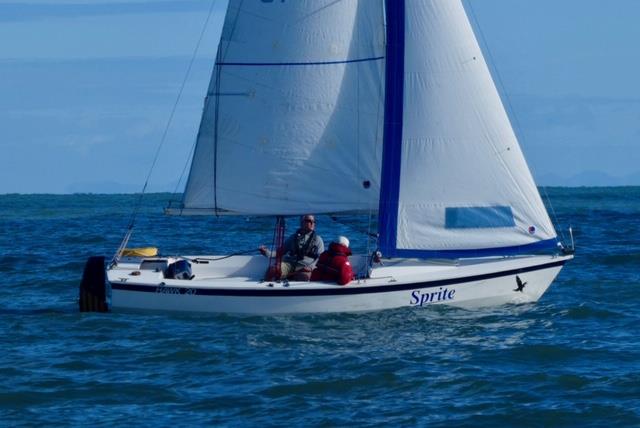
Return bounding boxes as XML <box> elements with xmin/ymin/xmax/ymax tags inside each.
<box><xmin>303</xmin><ymin>219</ymin><xmax>315</xmax><ymax>223</ymax></box>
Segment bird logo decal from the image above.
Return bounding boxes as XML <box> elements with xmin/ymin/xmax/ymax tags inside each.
<box><xmin>514</xmin><ymin>275</ymin><xmax>527</xmax><ymax>292</ymax></box>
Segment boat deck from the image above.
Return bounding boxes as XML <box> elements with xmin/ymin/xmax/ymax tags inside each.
<box><xmin>107</xmin><ymin>254</ymin><xmax>569</xmax><ymax>291</ymax></box>
<box><xmin>105</xmin><ymin>254</ymin><xmax>572</xmax><ymax>313</ymax></box>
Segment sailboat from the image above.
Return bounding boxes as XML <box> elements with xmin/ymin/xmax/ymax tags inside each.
<box><xmin>80</xmin><ymin>0</ymin><xmax>573</xmax><ymax>314</ymax></box>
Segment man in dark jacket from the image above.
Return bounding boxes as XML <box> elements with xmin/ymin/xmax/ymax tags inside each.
<box><xmin>311</xmin><ymin>236</ymin><xmax>354</xmax><ymax>286</ymax></box>
<box><xmin>259</xmin><ymin>214</ymin><xmax>324</xmax><ymax>281</ymax></box>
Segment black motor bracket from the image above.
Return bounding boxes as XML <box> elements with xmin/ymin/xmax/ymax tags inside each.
<box><xmin>79</xmin><ymin>256</ymin><xmax>109</xmax><ymax>312</ymax></box>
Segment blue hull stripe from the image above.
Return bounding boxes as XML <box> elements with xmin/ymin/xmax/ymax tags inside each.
<box><xmin>215</xmin><ymin>56</ymin><xmax>384</xmax><ymax>67</ymax></box>
<box><xmin>378</xmin><ymin>0</ymin><xmax>405</xmax><ymax>257</ymax></box>
<box><xmin>111</xmin><ymin>260</ymin><xmax>565</xmax><ymax>297</ymax></box>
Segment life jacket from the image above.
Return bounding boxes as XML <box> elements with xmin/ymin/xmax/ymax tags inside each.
<box><xmin>310</xmin><ymin>242</ymin><xmax>354</xmax><ymax>285</ymax></box>
<box><xmin>291</xmin><ymin>230</ymin><xmax>316</xmax><ymax>261</ymax></box>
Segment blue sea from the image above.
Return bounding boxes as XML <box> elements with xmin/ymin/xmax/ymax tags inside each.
<box><xmin>1</xmin><ymin>188</ymin><xmax>638</xmax><ymax>426</ymax></box>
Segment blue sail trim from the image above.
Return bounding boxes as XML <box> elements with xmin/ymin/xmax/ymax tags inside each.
<box><xmin>445</xmin><ymin>206</ymin><xmax>516</xmax><ymax>229</ymax></box>
<box><xmin>215</xmin><ymin>56</ymin><xmax>385</xmax><ymax>67</ymax></box>
<box><xmin>378</xmin><ymin>0</ymin><xmax>405</xmax><ymax>258</ymax></box>
<box><xmin>389</xmin><ymin>238</ymin><xmax>559</xmax><ymax>259</ymax></box>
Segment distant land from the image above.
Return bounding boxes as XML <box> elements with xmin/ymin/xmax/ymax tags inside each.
<box><xmin>64</xmin><ymin>180</ymin><xmax>181</xmax><ymax>195</ymax></box>
<box><xmin>537</xmin><ymin>170</ymin><xmax>640</xmax><ymax>187</ymax></box>
<box><xmin>1</xmin><ymin>172</ymin><xmax>637</xmax><ymax>196</ymax></box>
<box><xmin>52</xmin><ymin>171</ymin><xmax>640</xmax><ymax>194</ymax></box>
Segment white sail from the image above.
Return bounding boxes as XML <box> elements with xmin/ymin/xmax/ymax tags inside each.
<box><xmin>181</xmin><ymin>0</ymin><xmax>385</xmax><ymax>215</ymax></box>
<box><xmin>379</xmin><ymin>0</ymin><xmax>557</xmax><ymax>257</ymax></box>
<box><xmin>181</xmin><ymin>0</ymin><xmax>557</xmax><ymax>255</ymax></box>
<box><xmin>103</xmin><ymin>0</ymin><xmax>571</xmax><ymax>315</ymax></box>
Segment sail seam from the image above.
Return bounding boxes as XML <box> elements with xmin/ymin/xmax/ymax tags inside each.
<box><xmin>215</xmin><ymin>56</ymin><xmax>384</xmax><ymax>67</ymax></box>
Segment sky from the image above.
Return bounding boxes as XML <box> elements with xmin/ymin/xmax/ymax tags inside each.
<box><xmin>0</xmin><ymin>0</ymin><xmax>639</xmax><ymax>194</ymax></box>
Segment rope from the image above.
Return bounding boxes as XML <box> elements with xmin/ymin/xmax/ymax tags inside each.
<box><xmin>171</xmin><ymin>136</ymin><xmax>198</xmax><ymax>201</ymax></box>
<box><xmin>184</xmin><ymin>249</ymin><xmax>259</xmax><ymax>263</ymax></box>
<box><xmin>329</xmin><ymin>214</ymin><xmax>378</xmax><ymax>238</ymax></box>
<box><xmin>112</xmin><ymin>0</ymin><xmax>219</xmax><ymax>263</ymax></box>
<box><xmin>268</xmin><ymin>216</ymin><xmax>286</xmax><ymax>280</ymax></box>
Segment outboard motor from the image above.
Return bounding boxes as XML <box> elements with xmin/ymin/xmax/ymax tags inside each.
<box><xmin>79</xmin><ymin>256</ymin><xmax>109</xmax><ymax>312</ymax></box>
<box><xmin>164</xmin><ymin>259</ymin><xmax>194</xmax><ymax>280</ymax></box>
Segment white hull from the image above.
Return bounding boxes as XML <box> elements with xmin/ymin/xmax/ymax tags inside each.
<box><xmin>106</xmin><ymin>254</ymin><xmax>572</xmax><ymax>315</ymax></box>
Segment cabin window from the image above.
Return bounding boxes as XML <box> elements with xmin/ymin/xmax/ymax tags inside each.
<box><xmin>445</xmin><ymin>206</ymin><xmax>515</xmax><ymax>229</ymax></box>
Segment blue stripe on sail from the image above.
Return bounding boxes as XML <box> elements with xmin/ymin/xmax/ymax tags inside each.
<box><xmin>445</xmin><ymin>206</ymin><xmax>516</xmax><ymax>229</ymax></box>
<box><xmin>215</xmin><ymin>56</ymin><xmax>385</xmax><ymax>67</ymax></box>
<box><xmin>389</xmin><ymin>238</ymin><xmax>559</xmax><ymax>259</ymax></box>
<box><xmin>378</xmin><ymin>0</ymin><xmax>405</xmax><ymax>258</ymax></box>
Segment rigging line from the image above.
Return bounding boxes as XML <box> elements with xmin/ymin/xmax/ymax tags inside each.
<box><xmin>215</xmin><ymin>57</ymin><xmax>385</xmax><ymax>66</ymax></box>
<box><xmin>219</xmin><ymin>0</ymin><xmax>244</xmax><ymax>63</ymax></box>
<box><xmin>329</xmin><ymin>214</ymin><xmax>378</xmax><ymax>239</ymax></box>
<box><xmin>367</xmin><ymin>2</ymin><xmax>386</xmax><ymax>261</ymax></box>
<box><xmin>171</xmin><ymin>136</ymin><xmax>198</xmax><ymax>201</ymax></box>
<box><xmin>114</xmin><ymin>0</ymin><xmax>219</xmax><ymax>264</ymax></box>
<box><xmin>125</xmin><ymin>0</ymin><xmax>219</xmax><ymax>227</ymax></box>
<box><xmin>184</xmin><ymin>248</ymin><xmax>258</xmax><ymax>262</ymax></box>
<box><xmin>356</xmin><ymin>8</ymin><xmax>362</xmax><ymax>210</ymax></box>
<box><xmin>213</xmin><ymin>51</ymin><xmax>223</xmax><ymax>214</ymax></box>
<box><xmin>465</xmin><ymin>1</ymin><xmax>566</xmax><ymax>243</ymax></box>
<box><xmin>294</xmin><ymin>0</ymin><xmax>344</xmax><ymax>25</ymax></box>
<box><xmin>213</xmin><ymin>0</ymin><xmax>244</xmax><ymax>215</ymax></box>
<box><xmin>540</xmin><ymin>184</ymin><xmax>566</xmax><ymax>241</ymax></box>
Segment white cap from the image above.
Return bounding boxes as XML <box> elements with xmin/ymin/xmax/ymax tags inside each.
<box><xmin>336</xmin><ymin>236</ymin><xmax>349</xmax><ymax>248</ymax></box>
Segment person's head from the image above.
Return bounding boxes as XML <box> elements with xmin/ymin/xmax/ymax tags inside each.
<box><xmin>336</xmin><ymin>236</ymin><xmax>349</xmax><ymax>248</ymax></box>
<box><xmin>300</xmin><ymin>214</ymin><xmax>316</xmax><ymax>232</ymax></box>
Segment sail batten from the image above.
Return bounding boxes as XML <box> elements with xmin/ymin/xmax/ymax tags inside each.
<box><xmin>215</xmin><ymin>56</ymin><xmax>385</xmax><ymax>67</ymax></box>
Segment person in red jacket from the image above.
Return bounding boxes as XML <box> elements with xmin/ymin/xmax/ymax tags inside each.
<box><xmin>311</xmin><ymin>236</ymin><xmax>354</xmax><ymax>285</ymax></box>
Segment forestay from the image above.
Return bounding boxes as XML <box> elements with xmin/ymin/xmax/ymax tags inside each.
<box><xmin>181</xmin><ymin>0</ymin><xmax>385</xmax><ymax>215</ymax></box>
<box><xmin>378</xmin><ymin>0</ymin><xmax>557</xmax><ymax>258</ymax></box>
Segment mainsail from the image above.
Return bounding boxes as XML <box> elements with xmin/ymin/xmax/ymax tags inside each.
<box><xmin>182</xmin><ymin>0</ymin><xmax>386</xmax><ymax>215</ymax></box>
<box><xmin>179</xmin><ymin>0</ymin><xmax>558</xmax><ymax>258</ymax></box>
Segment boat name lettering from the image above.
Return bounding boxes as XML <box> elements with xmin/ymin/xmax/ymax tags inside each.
<box><xmin>155</xmin><ymin>287</ymin><xmax>197</xmax><ymax>295</ymax></box>
<box><xmin>410</xmin><ymin>288</ymin><xmax>456</xmax><ymax>306</ymax></box>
